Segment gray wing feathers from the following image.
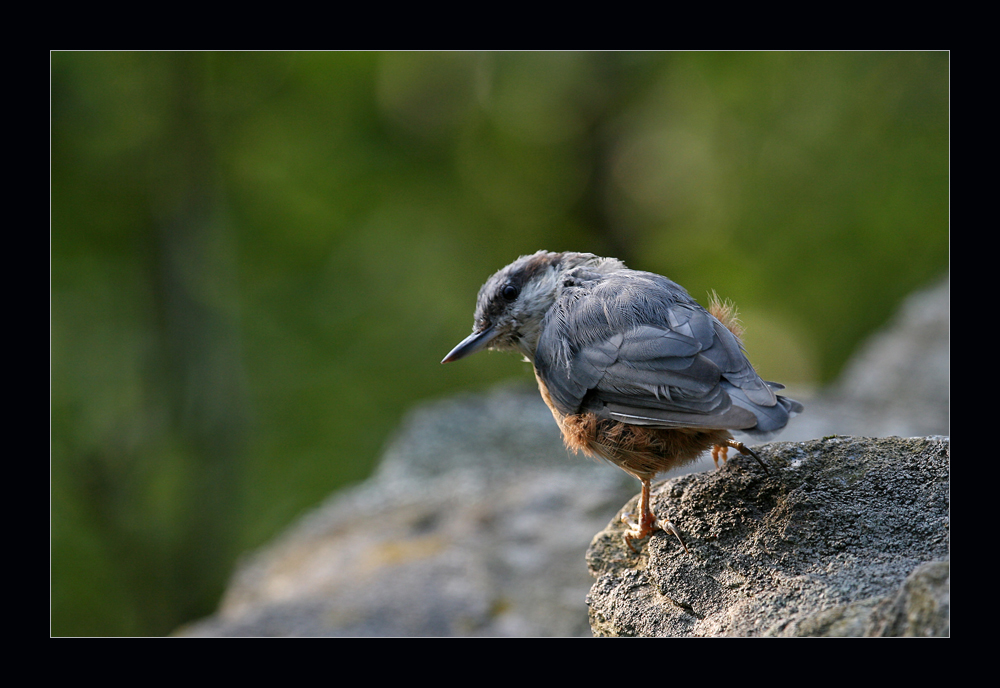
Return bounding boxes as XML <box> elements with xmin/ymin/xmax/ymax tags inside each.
<box><xmin>535</xmin><ymin>272</ymin><xmax>796</xmax><ymax>435</ymax></box>
<box><xmin>728</xmin><ymin>384</ymin><xmax>804</xmax><ymax>439</ymax></box>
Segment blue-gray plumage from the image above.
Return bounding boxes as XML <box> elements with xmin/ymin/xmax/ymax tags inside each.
<box><xmin>443</xmin><ymin>250</ymin><xmax>802</xmax><ymax>552</ymax></box>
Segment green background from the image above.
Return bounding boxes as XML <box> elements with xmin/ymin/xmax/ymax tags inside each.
<box><xmin>51</xmin><ymin>51</ymin><xmax>948</xmax><ymax>636</ymax></box>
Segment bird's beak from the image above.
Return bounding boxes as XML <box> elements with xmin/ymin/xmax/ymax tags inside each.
<box><xmin>441</xmin><ymin>326</ymin><xmax>497</xmax><ymax>363</ymax></box>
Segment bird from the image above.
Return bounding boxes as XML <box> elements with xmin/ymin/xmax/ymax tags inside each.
<box><xmin>442</xmin><ymin>251</ymin><xmax>802</xmax><ymax>552</ymax></box>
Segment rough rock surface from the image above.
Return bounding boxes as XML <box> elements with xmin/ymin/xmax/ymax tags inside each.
<box><xmin>586</xmin><ymin>435</ymin><xmax>949</xmax><ymax>636</ymax></box>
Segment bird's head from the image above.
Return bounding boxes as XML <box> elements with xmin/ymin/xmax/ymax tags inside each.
<box><xmin>442</xmin><ymin>250</ymin><xmax>593</xmax><ymax>364</ymax></box>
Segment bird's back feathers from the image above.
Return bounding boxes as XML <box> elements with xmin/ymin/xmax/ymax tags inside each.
<box><xmin>534</xmin><ymin>268</ymin><xmax>801</xmax><ymax>437</ymax></box>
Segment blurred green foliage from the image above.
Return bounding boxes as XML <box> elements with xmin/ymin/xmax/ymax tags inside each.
<box><xmin>51</xmin><ymin>51</ymin><xmax>948</xmax><ymax>635</ymax></box>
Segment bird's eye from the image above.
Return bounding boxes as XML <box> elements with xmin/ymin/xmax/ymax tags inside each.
<box><xmin>501</xmin><ymin>284</ymin><xmax>520</xmax><ymax>301</ymax></box>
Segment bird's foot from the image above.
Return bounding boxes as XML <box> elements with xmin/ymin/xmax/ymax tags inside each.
<box><xmin>621</xmin><ymin>508</ymin><xmax>658</xmax><ymax>551</ymax></box>
<box><xmin>621</xmin><ymin>508</ymin><xmax>688</xmax><ymax>554</ymax></box>
<box><xmin>622</xmin><ymin>478</ymin><xmax>689</xmax><ymax>553</ymax></box>
<box><xmin>713</xmin><ymin>439</ymin><xmax>768</xmax><ymax>473</ymax></box>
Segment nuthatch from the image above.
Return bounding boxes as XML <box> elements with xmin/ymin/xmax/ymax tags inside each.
<box><xmin>442</xmin><ymin>251</ymin><xmax>802</xmax><ymax>552</ymax></box>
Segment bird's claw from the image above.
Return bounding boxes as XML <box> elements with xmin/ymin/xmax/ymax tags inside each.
<box><xmin>621</xmin><ymin>510</ymin><xmax>688</xmax><ymax>554</ymax></box>
<box><xmin>621</xmin><ymin>511</ymin><xmax>658</xmax><ymax>552</ymax></box>
<box><xmin>713</xmin><ymin>439</ymin><xmax>768</xmax><ymax>473</ymax></box>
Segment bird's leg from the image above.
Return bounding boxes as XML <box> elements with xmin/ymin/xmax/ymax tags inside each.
<box><xmin>622</xmin><ymin>478</ymin><xmax>689</xmax><ymax>553</ymax></box>
<box><xmin>717</xmin><ymin>438</ymin><xmax>768</xmax><ymax>473</ymax></box>
<box><xmin>621</xmin><ymin>479</ymin><xmax>658</xmax><ymax>551</ymax></box>
<box><xmin>712</xmin><ymin>443</ymin><xmax>727</xmax><ymax>468</ymax></box>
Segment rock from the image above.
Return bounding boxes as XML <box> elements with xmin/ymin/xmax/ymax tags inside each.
<box><xmin>178</xmin><ymin>385</ymin><xmax>636</xmax><ymax>637</ymax></box>
<box><xmin>585</xmin><ymin>435</ymin><xmax>949</xmax><ymax>637</ymax></box>
<box><xmin>178</xmin><ymin>274</ymin><xmax>949</xmax><ymax>637</ymax></box>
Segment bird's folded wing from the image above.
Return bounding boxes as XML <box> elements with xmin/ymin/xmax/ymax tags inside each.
<box><xmin>535</xmin><ymin>276</ymin><xmax>775</xmax><ymax>431</ymax></box>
